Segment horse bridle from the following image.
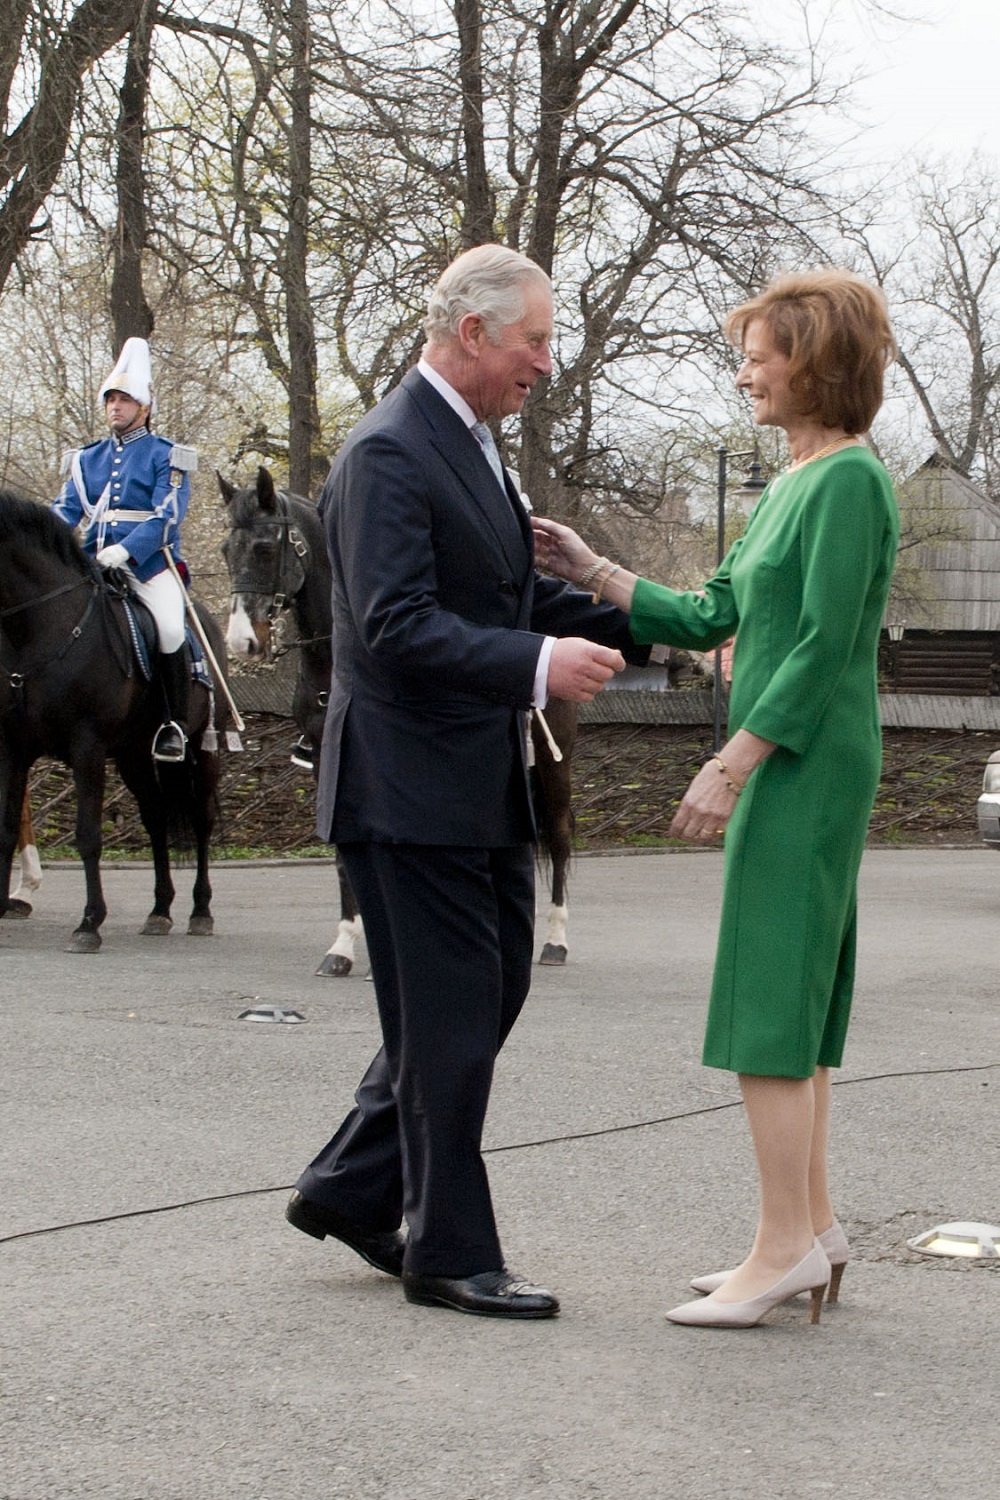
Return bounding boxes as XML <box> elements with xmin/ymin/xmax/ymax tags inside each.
<box><xmin>229</xmin><ymin>491</ymin><xmax>312</xmax><ymax>650</ymax></box>
<box><xmin>0</xmin><ymin>577</ymin><xmax>127</xmax><ymax>690</ymax></box>
<box><xmin>0</xmin><ymin>576</ymin><xmax>93</xmax><ymax>620</ymax></box>
<box><xmin>229</xmin><ymin>494</ymin><xmax>332</xmax><ymax>663</ymax></box>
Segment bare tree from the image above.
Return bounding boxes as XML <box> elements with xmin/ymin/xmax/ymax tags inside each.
<box><xmin>110</xmin><ymin>0</ymin><xmax>156</xmax><ymax>348</ymax></box>
<box><xmin>0</xmin><ymin>0</ymin><xmax>886</xmax><ymax>542</ymax></box>
<box><xmin>846</xmin><ymin>156</ymin><xmax>1000</xmax><ymax>500</ymax></box>
<box><xmin>0</xmin><ymin>0</ymin><xmax>144</xmax><ymax>294</ymax></box>
<box><xmin>306</xmin><ymin>0</ymin><xmax>851</xmax><ymax>520</ymax></box>
<box><xmin>147</xmin><ymin>1</ymin><xmax>327</xmax><ymax>489</ymax></box>
<box><xmin>285</xmin><ymin>0</ymin><xmax>320</xmax><ymax>492</ymax></box>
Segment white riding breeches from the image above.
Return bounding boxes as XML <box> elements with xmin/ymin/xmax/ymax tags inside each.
<box><xmin>129</xmin><ymin>568</ymin><xmax>187</xmax><ymax>653</ymax></box>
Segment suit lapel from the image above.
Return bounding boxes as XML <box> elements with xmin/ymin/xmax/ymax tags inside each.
<box><xmin>401</xmin><ymin>370</ymin><xmax>531</xmax><ymax>577</ymax></box>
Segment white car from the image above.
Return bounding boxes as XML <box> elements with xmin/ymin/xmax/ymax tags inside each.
<box><xmin>977</xmin><ymin>752</ymin><xmax>1000</xmax><ymax>847</ymax></box>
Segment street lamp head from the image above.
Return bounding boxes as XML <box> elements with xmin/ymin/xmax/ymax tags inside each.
<box><xmin>734</xmin><ymin>457</ymin><xmax>767</xmax><ymax>515</ymax></box>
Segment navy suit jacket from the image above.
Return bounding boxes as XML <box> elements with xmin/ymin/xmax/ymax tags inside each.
<box><xmin>316</xmin><ymin>366</ymin><xmax>644</xmax><ymax>846</ymax></box>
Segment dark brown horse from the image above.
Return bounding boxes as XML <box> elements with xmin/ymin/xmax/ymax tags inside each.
<box><xmin>219</xmin><ymin>466</ymin><xmax>578</xmax><ymax>969</ymax></box>
<box><xmin>0</xmin><ymin>491</ymin><xmax>228</xmax><ymax>952</ymax></box>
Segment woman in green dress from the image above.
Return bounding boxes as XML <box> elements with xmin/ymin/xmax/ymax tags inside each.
<box><xmin>532</xmin><ymin>269</ymin><xmax>898</xmax><ymax>1329</ymax></box>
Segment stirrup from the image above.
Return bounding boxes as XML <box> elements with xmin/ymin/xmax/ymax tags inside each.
<box><xmin>152</xmin><ymin>721</ymin><xmax>188</xmax><ymax>763</ymax></box>
<box><xmin>290</xmin><ymin>736</ymin><xmax>316</xmax><ymax>771</ymax></box>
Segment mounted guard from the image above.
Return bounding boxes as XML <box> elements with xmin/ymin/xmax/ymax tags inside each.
<box><xmin>52</xmin><ymin>337</ymin><xmax>197</xmax><ymax>763</ymax></box>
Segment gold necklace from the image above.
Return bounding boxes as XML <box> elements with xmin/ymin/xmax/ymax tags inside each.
<box><xmin>786</xmin><ymin>436</ymin><xmax>860</xmax><ymax>472</ymax></box>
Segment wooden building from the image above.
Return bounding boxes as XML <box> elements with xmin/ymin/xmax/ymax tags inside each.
<box><xmin>885</xmin><ymin>454</ymin><xmax>1000</xmax><ymax>696</ymax></box>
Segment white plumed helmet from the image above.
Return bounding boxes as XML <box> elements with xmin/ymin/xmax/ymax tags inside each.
<box><xmin>99</xmin><ymin>337</ymin><xmax>156</xmax><ymax>415</ymax></box>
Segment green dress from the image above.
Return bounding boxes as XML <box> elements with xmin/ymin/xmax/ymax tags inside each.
<box><xmin>630</xmin><ymin>447</ymin><xmax>899</xmax><ymax>1077</ymax></box>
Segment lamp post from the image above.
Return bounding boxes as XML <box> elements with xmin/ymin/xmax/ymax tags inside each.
<box><xmin>713</xmin><ymin>446</ymin><xmax>767</xmax><ymax>751</ymax></box>
<box><xmin>887</xmin><ymin>619</ymin><xmax>905</xmax><ymax>694</ymax></box>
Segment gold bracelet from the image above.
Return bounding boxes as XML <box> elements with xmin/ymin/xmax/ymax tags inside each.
<box><xmin>709</xmin><ymin>753</ymin><xmax>745</xmax><ymax>795</ymax></box>
<box><xmin>577</xmin><ymin>556</ymin><xmax>610</xmax><ymax>589</ymax></box>
<box><xmin>594</xmin><ymin>563</ymin><xmax>620</xmax><ymax>602</ymax></box>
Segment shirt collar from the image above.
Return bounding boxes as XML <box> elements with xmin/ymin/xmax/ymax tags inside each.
<box><xmin>417</xmin><ymin>358</ymin><xmax>478</xmax><ymax>429</ymax></box>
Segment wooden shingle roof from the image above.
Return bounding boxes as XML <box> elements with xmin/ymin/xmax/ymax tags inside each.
<box><xmin>896</xmin><ymin>453</ymin><xmax>1000</xmax><ymax>632</ymax></box>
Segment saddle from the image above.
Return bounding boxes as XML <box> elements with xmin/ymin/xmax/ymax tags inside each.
<box><xmin>101</xmin><ymin>572</ymin><xmax>211</xmax><ymax>688</ymax></box>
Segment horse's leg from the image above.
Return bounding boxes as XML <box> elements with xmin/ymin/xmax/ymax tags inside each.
<box><xmin>186</xmin><ymin>746</ymin><xmax>217</xmax><ymax>937</ymax></box>
<box><xmin>314</xmin><ymin>850</ymin><xmax>363</xmax><ymax>977</ymax></box>
<box><xmin>8</xmin><ymin>788</ymin><xmax>41</xmax><ymax>918</ymax></box>
<box><xmin>292</xmin><ymin>669</ymin><xmax>357</xmax><ymax>976</ymax></box>
<box><xmin>533</xmin><ymin>699</ymin><xmax>577</xmax><ymax>966</ymax></box>
<box><xmin>110</xmin><ymin>746</ymin><xmax>175</xmax><ymax>937</ymax></box>
<box><xmin>137</xmin><ymin>785</ymin><xmax>177</xmax><ymax>936</ymax></box>
<box><xmin>0</xmin><ymin>759</ymin><xmax>30</xmax><ymax>923</ymax></box>
<box><xmin>537</xmin><ymin>790</ymin><xmax>572</xmax><ymax>965</ymax></box>
<box><xmin>67</xmin><ymin>752</ymin><xmax>109</xmax><ymax>953</ymax></box>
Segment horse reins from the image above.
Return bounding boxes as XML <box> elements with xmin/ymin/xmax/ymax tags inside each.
<box><xmin>1</xmin><ymin>577</ymin><xmax>135</xmax><ymax>690</ymax></box>
<box><xmin>0</xmin><ymin>576</ymin><xmax>92</xmax><ymax>620</ymax></box>
<box><xmin>1</xmin><ymin>579</ymin><xmax>103</xmax><ymax>689</ymax></box>
<box><xmin>229</xmin><ymin>492</ymin><xmax>326</xmax><ymax>655</ymax></box>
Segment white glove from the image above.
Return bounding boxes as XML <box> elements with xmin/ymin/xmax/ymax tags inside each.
<box><xmin>96</xmin><ymin>544</ymin><xmax>130</xmax><ymax>570</ymax></box>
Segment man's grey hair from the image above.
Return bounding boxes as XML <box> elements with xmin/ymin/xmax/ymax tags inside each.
<box><xmin>423</xmin><ymin>244</ymin><xmax>551</xmax><ymax>346</ymax></box>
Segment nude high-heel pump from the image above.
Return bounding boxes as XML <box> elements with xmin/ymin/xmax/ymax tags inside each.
<box><xmin>690</xmin><ymin>1217</ymin><xmax>849</xmax><ymax>1302</ymax></box>
<box><xmin>666</xmin><ymin>1242</ymin><xmax>831</xmax><ymax>1329</ymax></box>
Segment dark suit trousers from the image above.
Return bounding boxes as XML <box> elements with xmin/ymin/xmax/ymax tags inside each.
<box><xmin>296</xmin><ymin>840</ymin><xmax>536</xmax><ymax>1277</ymax></box>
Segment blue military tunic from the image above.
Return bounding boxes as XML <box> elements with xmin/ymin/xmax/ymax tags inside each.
<box><xmin>53</xmin><ymin>427</ymin><xmax>196</xmax><ymax>583</ymax></box>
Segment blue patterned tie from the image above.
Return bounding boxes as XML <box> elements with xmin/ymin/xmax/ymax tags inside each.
<box><xmin>471</xmin><ymin>421</ymin><xmax>507</xmax><ymax>491</ymax></box>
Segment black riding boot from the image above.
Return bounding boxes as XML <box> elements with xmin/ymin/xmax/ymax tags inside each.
<box><xmin>153</xmin><ymin>646</ymin><xmax>190</xmax><ymax>763</ymax></box>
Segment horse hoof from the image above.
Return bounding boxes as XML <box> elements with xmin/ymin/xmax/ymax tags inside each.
<box><xmin>5</xmin><ymin>898</ymin><xmax>32</xmax><ymax>919</ymax></box>
<box><xmin>316</xmin><ymin>953</ymin><xmax>353</xmax><ymax>977</ymax></box>
<box><xmin>66</xmin><ymin>930</ymin><xmax>102</xmax><ymax>954</ymax></box>
<box><xmin>538</xmin><ymin>943</ymin><xmax>567</xmax><ymax>966</ymax></box>
<box><xmin>187</xmin><ymin>916</ymin><xmax>214</xmax><ymax>937</ymax></box>
<box><xmin>140</xmin><ymin>915</ymin><xmax>173</xmax><ymax>936</ymax></box>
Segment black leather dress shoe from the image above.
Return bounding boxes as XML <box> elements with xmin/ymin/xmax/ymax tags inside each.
<box><xmin>285</xmin><ymin>1190</ymin><xmax>406</xmax><ymax>1277</ymax></box>
<box><xmin>402</xmin><ymin>1269</ymin><xmax>559</xmax><ymax>1318</ymax></box>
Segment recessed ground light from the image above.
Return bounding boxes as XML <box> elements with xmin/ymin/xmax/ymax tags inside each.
<box><xmin>907</xmin><ymin>1221</ymin><xmax>1000</xmax><ymax>1259</ymax></box>
<box><xmin>238</xmin><ymin>1004</ymin><xmax>306</xmax><ymax>1023</ymax></box>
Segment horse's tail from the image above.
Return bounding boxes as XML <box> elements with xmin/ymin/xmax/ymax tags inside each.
<box><xmin>532</xmin><ymin>775</ymin><xmax>549</xmax><ymax>872</ymax></box>
<box><xmin>154</xmin><ymin>735</ymin><xmax>221</xmax><ymax>853</ymax></box>
<box><xmin>529</xmin><ymin>700</ymin><xmax>577</xmax><ymax>903</ymax></box>
<box><xmin>531</xmin><ymin>762</ymin><xmax>576</xmax><ymax>871</ymax></box>
<box><xmin>154</xmin><ymin>757</ymin><xmax>201</xmax><ymax>851</ymax></box>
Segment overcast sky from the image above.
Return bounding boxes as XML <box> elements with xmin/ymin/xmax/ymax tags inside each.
<box><xmin>833</xmin><ymin>0</ymin><xmax>999</xmax><ymax>162</ymax></box>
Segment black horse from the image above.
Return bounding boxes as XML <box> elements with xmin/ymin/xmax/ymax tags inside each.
<box><xmin>0</xmin><ymin>491</ymin><xmax>228</xmax><ymax>952</ymax></box>
<box><xmin>219</xmin><ymin>466</ymin><xmax>577</xmax><ymax>971</ymax></box>
<box><xmin>219</xmin><ymin>467</ymin><xmax>359</xmax><ymax>977</ymax></box>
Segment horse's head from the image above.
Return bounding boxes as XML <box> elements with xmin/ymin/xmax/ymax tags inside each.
<box><xmin>219</xmin><ymin>467</ymin><xmax>309</xmax><ymax>659</ymax></box>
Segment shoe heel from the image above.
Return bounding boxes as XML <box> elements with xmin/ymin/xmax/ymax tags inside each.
<box><xmin>826</xmin><ymin>1261</ymin><xmax>845</xmax><ymax>1304</ymax></box>
<box><xmin>286</xmin><ymin>1201</ymin><xmax>326</xmax><ymax>1240</ymax></box>
<box><xmin>809</xmin><ymin>1284</ymin><xmax>826</xmax><ymax>1325</ymax></box>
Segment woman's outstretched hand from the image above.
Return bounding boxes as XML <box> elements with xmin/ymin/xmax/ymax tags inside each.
<box><xmin>669</xmin><ymin>761</ymin><xmax>738</xmax><ymax>843</ymax></box>
<box><xmin>531</xmin><ymin>517</ymin><xmax>598</xmax><ymax>584</ymax></box>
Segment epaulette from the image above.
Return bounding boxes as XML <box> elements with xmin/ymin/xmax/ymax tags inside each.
<box><xmin>59</xmin><ymin>441</ymin><xmax>102</xmax><ymax>476</ymax></box>
<box><xmin>167</xmin><ymin>443</ymin><xmax>198</xmax><ymax>472</ymax></box>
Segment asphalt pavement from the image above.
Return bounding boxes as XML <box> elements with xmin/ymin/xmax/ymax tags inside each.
<box><xmin>2</xmin><ymin>848</ymin><xmax>998</xmax><ymax>1500</ymax></box>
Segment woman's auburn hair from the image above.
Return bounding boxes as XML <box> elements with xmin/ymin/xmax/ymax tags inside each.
<box><xmin>725</xmin><ymin>269</ymin><xmax>898</xmax><ymax>434</ymax></box>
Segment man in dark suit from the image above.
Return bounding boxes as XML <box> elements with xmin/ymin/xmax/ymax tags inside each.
<box><xmin>286</xmin><ymin>245</ymin><xmax>645</xmax><ymax>1318</ymax></box>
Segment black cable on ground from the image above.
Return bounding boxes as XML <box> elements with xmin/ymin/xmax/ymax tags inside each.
<box><xmin>1</xmin><ymin>1060</ymin><xmax>996</xmax><ymax>1246</ymax></box>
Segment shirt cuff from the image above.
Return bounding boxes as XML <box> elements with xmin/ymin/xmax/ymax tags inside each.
<box><xmin>533</xmin><ymin>636</ymin><xmax>556</xmax><ymax>707</ymax></box>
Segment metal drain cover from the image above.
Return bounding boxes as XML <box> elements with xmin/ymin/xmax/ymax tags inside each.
<box><xmin>237</xmin><ymin>1003</ymin><xmax>306</xmax><ymax>1024</ymax></box>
